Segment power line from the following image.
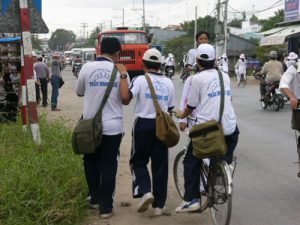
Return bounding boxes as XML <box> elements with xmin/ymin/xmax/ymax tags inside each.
<box><xmin>228</xmin><ymin>0</ymin><xmax>283</xmax><ymax>14</ymax></box>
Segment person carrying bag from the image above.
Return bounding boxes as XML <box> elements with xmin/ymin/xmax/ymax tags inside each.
<box><xmin>145</xmin><ymin>74</ymin><xmax>180</xmax><ymax>148</ymax></box>
<box><xmin>72</xmin><ymin>66</ymin><xmax>117</xmax><ymax>155</ymax></box>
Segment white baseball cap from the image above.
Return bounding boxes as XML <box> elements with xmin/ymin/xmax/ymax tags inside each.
<box><xmin>287</xmin><ymin>52</ymin><xmax>298</xmax><ymax>60</ymax></box>
<box><xmin>197</xmin><ymin>43</ymin><xmax>216</xmax><ymax>61</ymax></box>
<box><xmin>143</xmin><ymin>48</ymin><xmax>163</xmax><ymax>63</ymax></box>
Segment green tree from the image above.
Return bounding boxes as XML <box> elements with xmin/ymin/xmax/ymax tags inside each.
<box><xmin>259</xmin><ymin>9</ymin><xmax>284</xmax><ymax>32</ymax></box>
<box><xmin>48</xmin><ymin>29</ymin><xmax>76</xmax><ymax>51</ymax></box>
<box><xmin>228</xmin><ymin>18</ymin><xmax>242</xmax><ymax>28</ymax></box>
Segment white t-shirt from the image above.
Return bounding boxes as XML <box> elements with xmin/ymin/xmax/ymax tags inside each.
<box><xmin>219</xmin><ymin>58</ymin><xmax>229</xmax><ymax>73</ymax></box>
<box><xmin>187</xmin><ymin>69</ymin><xmax>237</xmax><ymax>135</ymax></box>
<box><xmin>165</xmin><ymin>57</ymin><xmax>175</xmax><ymax>66</ymax></box>
<box><xmin>235</xmin><ymin>59</ymin><xmax>247</xmax><ymax>74</ymax></box>
<box><xmin>130</xmin><ymin>73</ymin><xmax>175</xmax><ymax>118</ymax></box>
<box><xmin>279</xmin><ymin>65</ymin><xmax>300</xmax><ymax>99</ymax></box>
<box><xmin>187</xmin><ymin>48</ymin><xmax>197</xmax><ymax>66</ymax></box>
<box><xmin>75</xmin><ymin>57</ymin><xmax>129</xmax><ymax>135</ymax></box>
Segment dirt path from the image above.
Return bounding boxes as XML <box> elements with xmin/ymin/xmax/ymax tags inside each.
<box><xmin>40</xmin><ymin>67</ymin><xmax>217</xmax><ymax>225</ymax></box>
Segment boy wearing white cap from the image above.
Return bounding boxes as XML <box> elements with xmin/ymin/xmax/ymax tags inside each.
<box><xmin>176</xmin><ymin>44</ymin><xmax>239</xmax><ymax>213</ymax></box>
<box><xmin>128</xmin><ymin>48</ymin><xmax>175</xmax><ymax>216</ymax></box>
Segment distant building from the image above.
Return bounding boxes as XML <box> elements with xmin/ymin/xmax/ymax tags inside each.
<box><xmin>229</xmin><ymin>19</ymin><xmax>263</xmax><ymax>40</ymax></box>
<box><xmin>163</xmin><ymin>24</ymin><xmax>184</xmax><ymax>31</ymax></box>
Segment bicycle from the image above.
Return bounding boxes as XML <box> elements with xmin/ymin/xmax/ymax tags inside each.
<box><xmin>173</xmin><ymin>130</ymin><xmax>237</xmax><ymax>225</ymax></box>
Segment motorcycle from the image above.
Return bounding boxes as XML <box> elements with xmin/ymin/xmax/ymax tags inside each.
<box><xmin>73</xmin><ymin>63</ymin><xmax>82</xmax><ymax>78</ymax></box>
<box><xmin>254</xmin><ymin>72</ymin><xmax>285</xmax><ymax>111</ymax></box>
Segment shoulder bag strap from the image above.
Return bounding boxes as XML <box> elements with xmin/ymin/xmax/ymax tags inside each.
<box><xmin>94</xmin><ymin>66</ymin><xmax>118</xmax><ymax>121</ymax></box>
<box><xmin>218</xmin><ymin>70</ymin><xmax>225</xmax><ymax>124</ymax></box>
<box><xmin>145</xmin><ymin>73</ymin><xmax>162</xmax><ymax>115</ymax></box>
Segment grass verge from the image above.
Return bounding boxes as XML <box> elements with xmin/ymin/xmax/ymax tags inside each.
<box><xmin>0</xmin><ymin>115</ymin><xmax>87</xmax><ymax>225</ymax></box>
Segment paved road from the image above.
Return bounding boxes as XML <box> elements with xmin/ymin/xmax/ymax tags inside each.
<box><xmin>60</xmin><ymin>67</ymin><xmax>300</xmax><ymax>225</ymax></box>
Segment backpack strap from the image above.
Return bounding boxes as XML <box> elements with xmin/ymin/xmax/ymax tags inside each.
<box><xmin>218</xmin><ymin>70</ymin><xmax>225</xmax><ymax>124</ymax></box>
<box><xmin>145</xmin><ymin>73</ymin><xmax>163</xmax><ymax>115</ymax></box>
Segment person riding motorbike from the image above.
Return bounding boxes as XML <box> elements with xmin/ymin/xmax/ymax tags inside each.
<box><xmin>72</xmin><ymin>55</ymin><xmax>83</xmax><ymax>76</ymax></box>
<box><xmin>259</xmin><ymin>51</ymin><xmax>283</xmax><ymax>101</ymax></box>
<box><xmin>165</xmin><ymin>53</ymin><xmax>176</xmax><ymax>77</ymax></box>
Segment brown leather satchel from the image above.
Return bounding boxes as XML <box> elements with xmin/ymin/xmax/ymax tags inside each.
<box><xmin>145</xmin><ymin>74</ymin><xmax>180</xmax><ymax>148</ymax></box>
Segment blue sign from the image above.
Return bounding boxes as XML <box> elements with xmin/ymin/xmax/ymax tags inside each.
<box><xmin>2</xmin><ymin>0</ymin><xmax>42</xmax><ymax>15</ymax></box>
<box><xmin>285</xmin><ymin>0</ymin><xmax>300</xmax><ymax>21</ymax></box>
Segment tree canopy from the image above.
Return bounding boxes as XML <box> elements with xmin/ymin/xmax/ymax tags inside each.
<box><xmin>48</xmin><ymin>29</ymin><xmax>76</xmax><ymax>51</ymax></box>
<box><xmin>259</xmin><ymin>9</ymin><xmax>284</xmax><ymax>32</ymax></box>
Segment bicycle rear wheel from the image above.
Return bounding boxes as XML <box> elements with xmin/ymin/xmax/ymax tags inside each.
<box><xmin>210</xmin><ymin>161</ymin><xmax>232</xmax><ymax>225</ymax></box>
<box><xmin>173</xmin><ymin>149</ymin><xmax>185</xmax><ymax>199</ymax></box>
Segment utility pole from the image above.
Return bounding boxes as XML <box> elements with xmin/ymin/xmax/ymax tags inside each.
<box><xmin>215</xmin><ymin>0</ymin><xmax>221</xmax><ymax>58</ymax></box>
<box><xmin>142</xmin><ymin>0</ymin><xmax>146</xmax><ymax>31</ymax></box>
<box><xmin>224</xmin><ymin>0</ymin><xmax>228</xmax><ymax>55</ymax></box>
<box><xmin>194</xmin><ymin>6</ymin><xmax>197</xmax><ymax>48</ymax></box>
<box><xmin>81</xmin><ymin>22</ymin><xmax>88</xmax><ymax>40</ymax></box>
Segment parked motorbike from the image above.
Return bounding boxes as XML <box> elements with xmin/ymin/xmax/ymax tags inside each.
<box><xmin>254</xmin><ymin>72</ymin><xmax>285</xmax><ymax>111</ymax></box>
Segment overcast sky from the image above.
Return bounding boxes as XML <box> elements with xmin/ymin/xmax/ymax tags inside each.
<box><xmin>41</xmin><ymin>0</ymin><xmax>283</xmax><ymax>38</ymax></box>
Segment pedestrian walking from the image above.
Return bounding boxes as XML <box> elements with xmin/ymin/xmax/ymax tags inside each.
<box><xmin>50</xmin><ymin>52</ymin><xmax>62</xmax><ymax>111</ymax></box>
<box><xmin>128</xmin><ymin>48</ymin><xmax>175</xmax><ymax>216</ymax></box>
<box><xmin>235</xmin><ymin>53</ymin><xmax>247</xmax><ymax>86</ymax></box>
<box><xmin>34</xmin><ymin>55</ymin><xmax>49</xmax><ymax>107</ymax></box>
<box><xmin>75</xmin><ymin>37</ymin><xmax>130</xmax><ymax>219</ymax></box>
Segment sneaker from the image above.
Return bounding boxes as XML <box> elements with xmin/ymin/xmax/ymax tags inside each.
<box><xmin>100</xmin><ymin>212</ymin><xmax>113</xmax><ymax>219</ymax></box>
<box><xmin>153</xmin><ymin>207</ymin><xmax>165</xmax><ymax>216</ymax></box>
<box><xmin>137</xmin><ymin>192</ymin><xmax>154</xmax><ymax>213</ymax></box>
<box><xmin>175</xmin><ymin>199</ymin><xmax>200</xmax><ymax>213</ymax></box>
<box><xmin>88</xmin><ymin>199</ymin><xmax>99</xmax><ymax>210</ymax></box>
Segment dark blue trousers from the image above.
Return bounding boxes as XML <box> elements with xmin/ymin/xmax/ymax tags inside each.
<box><xmin>130</xmin><ymin>118</ymin><xmax>168</xmax><ymax>208</ymax></box>
<box><xmin>83</xmin><ymin>134</ymin><xmax>122</xmax><ymax>214</ymax></box>
<box><xmin>183</xmin><ymin>125</ymin><xmax>239</xmax><ymax>201</ymax></box>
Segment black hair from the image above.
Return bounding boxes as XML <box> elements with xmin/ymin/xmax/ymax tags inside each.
<box><xmin>37</xmin><ymin>57</ymin><xmax>43</xmax><ymax>62</ymax></box>
<box><xmin>196</xmin><ymin>31</ymin><xmax>210</xmax><ymax>41</ymax></box>
<box><xmin>101</xmin><ymin>37</ymin><xmax>121</xmax><ymax>55</ymax></box>
<box><xmin>142</xmin><ymin>60</ymin><xmax>161</xmax><ymax>70</ymax></box>
<box><xmin>197</xmin><ymin>58</ymin><xmax>215</xmax><ymax>69</ymax></box>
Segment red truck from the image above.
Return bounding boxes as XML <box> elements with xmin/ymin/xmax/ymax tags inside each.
<box><xmin>96</xmin><ymin>28</ymin><xmax>150</xmax><ymax>79</ymax></box>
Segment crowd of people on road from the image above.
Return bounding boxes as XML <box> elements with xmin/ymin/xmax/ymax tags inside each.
<box><xmin>72</xmin><ymin>28</ymin><xmax>299</xmax><ymax>220</ymax></box>
<box><xmin>74</xmin><ymin>35</ymin><xmax>241</xmax><ymax>219</ymax></box>
<box><xmin>33</xmin><ymin>51</ymin><xmax>64</xmax><ymax>111</ymax></box>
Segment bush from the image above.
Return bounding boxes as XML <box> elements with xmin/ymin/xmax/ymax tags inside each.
<box><xmin>0</xmin><ymin>116</ymin><xmax>87</xmax><ymax>225</ymax></box>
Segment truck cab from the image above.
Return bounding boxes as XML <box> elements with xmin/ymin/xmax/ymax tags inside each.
<box><xmin>96</xmin><ymin>28</ymin><xmax>150</xmax><ymax>79</ymax></box>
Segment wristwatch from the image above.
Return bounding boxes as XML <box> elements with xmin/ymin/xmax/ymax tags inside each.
<box><xmin>120</xmin><ymin>73</ymin><xmax>128</xmax><ymax>79</ymax></box>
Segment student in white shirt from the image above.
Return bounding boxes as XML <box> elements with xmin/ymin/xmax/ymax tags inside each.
<box><xmin>128</xmin><ymin>48</ymin><xmax>175</xmax><ymax>216</ymax></box>
<box><xmin>175</xmin><ymin>43</ymin><xmax>239</xmax><ymax>213</ymax></box>
<box><xmin>235</xmin><ymin>53</ymin><xmax>247</xmax><ymax>85</ymax></box>
<box><xmin>75</xmin><ymin>37</ymin><xmax>130</xmax><ymax>219</ymax></box>
<box><xmin>218</xmin><ymin>53</ymin><xmax>229</xmax><ymax>73</ymax></box>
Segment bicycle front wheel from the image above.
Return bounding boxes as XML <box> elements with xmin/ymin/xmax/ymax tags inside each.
<box><xmin>210</xmin><ymin>161</ymin><xmax>232</xmax><ymax>225</ymax></box>
<box><xmin>173</xmin><ymin>149</ymin><xmax>185</xmax><ymax>199</ymax></box>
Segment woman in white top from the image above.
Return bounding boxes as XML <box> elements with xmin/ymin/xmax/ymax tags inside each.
<box><xmin>235</xmin><ymin>53</ymin><xmax>247</xmax><ymax>85</ymax></box>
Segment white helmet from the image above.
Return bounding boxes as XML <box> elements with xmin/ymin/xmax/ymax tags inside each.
<box><xmin>168</xmin><ymin>53</ymin><xmax>174</xmax><ymax>57</ymax></box>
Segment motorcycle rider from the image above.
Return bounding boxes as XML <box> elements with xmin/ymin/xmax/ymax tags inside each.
<box><xmin>72</xmin><ymin>54</ymin><xmax>83</xmax><ymax>75</ymax></box>
<box><xmin>259</xmin><ymin>51</ymin><xmax>283</xmax><ymax>100</ymax></box>
<box><xmin>165</xmin><ymin>53</ymin><xmax>175</xmax><ymax>77</ymax></box>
